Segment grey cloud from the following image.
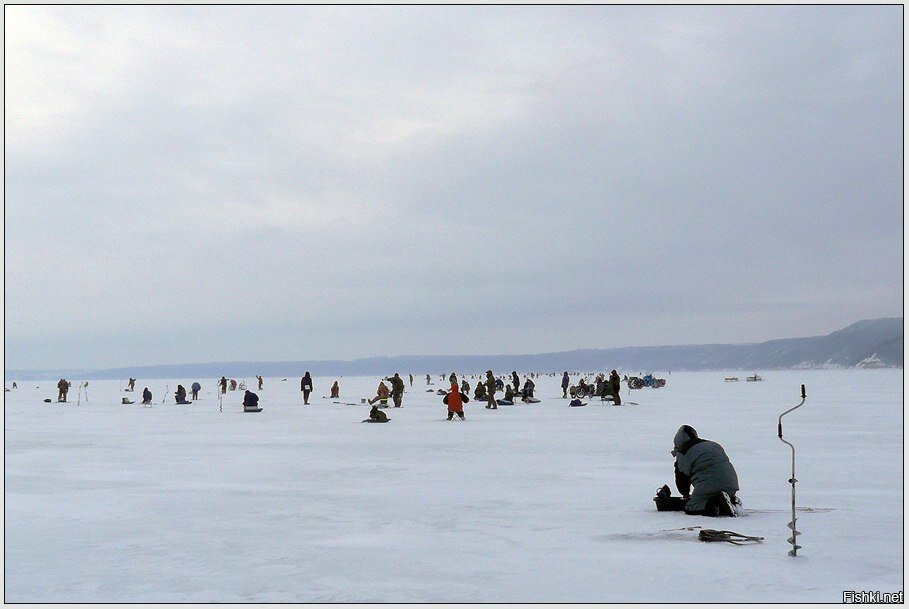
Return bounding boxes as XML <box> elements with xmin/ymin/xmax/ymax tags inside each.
<box><xmin>5</xmin><ymin>5</ymin><xmax>902</xmax><ymax>369</ymax></box>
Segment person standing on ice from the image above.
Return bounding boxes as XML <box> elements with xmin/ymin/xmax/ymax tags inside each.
<box><xmin>561</xmin><ymin>372</ymin><xmax>570</xmax><ymax>398</ymax></box>
<box><xmin>219</xmin><ymin>377</ymin><xmax>227</xmax><ymax>394</ymax></box>
<box><xmin>257</xmin><ymin>375</ymin><xmax>264</xmax><ymax>390</ymax></box>
<box><xmin>654</xmin><ymin>425</ymin><xmax>740</xmax><ymax>517</ymax></box>
<box><xmin>191</xmin><ymin>381</ymin><xmax>201</xmax><ymax>400</ymax></box>
<box><xmin>57</xmin><ymin>379</ymin><xmax>68</xmax><ymax>402</ymax></box>
<box><xmin>142</xmin><ymin>387</ymin><xmax>153</xmax><ymax>404</ymax></box>
<box><xmin>484</xmin><ymin>370</ymin><xmax>498</xmax><ymax>409</ymax></box>
<box><xmin>444</xmin><ymin>382</ymin><xmax>469</xmax><ymax>420</ymax></box>
<box><xmin>608</xmin><ymin>370</ymin><xmax>622</xmax><ymax>405</ymax></box>
<box><xmin>300</xmin><ymin>372</ymin><xmax>314</xmax><ymax>404</ymax></box>
<box><xmin>511</xmin><ymin>371</ymin><xmax>520</xmax><ymax>394</ymax></box>
<box><xmin>330</xmin><ymin>381</ymin><xmax>340</xmax><ymax>398</ymax></box>
<box><xmin>409</xmin><ymin>374</ymin><xmax>414</xmax><ymax>387</ymax></box>
<box><xmin>385</xmin><ymin>373</ymin><xmax>405</xmax><ymax>408</ymax></box>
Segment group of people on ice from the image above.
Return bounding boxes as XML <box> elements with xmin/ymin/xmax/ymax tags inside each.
<box><xmin>55</xmin><ymin>366</ymin><xmax>740</xmax><ymax>518</ymax></box>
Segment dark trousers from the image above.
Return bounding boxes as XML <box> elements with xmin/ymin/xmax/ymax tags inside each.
<box><xmin>655</xmin><ymin>493</ymin><xmax>735</xmax><ymax>516</ymax></box>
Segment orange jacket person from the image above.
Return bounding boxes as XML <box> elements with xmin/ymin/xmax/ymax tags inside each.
<box><xmin>443</xmin><ymin>383</ymin><xmax>470</xmax><ymax>420</ymax></box>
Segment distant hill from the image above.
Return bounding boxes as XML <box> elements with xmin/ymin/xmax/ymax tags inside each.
<box><xmin>5</xmin><ymin>318</ymin><xmax>902</xmax><ymax>381</ymax></box>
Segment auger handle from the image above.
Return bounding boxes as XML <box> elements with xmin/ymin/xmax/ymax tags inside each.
<box><xmin>778</xmin><ymin>385</ymin><xmax>807</xmax><ymax>438</ymax></box>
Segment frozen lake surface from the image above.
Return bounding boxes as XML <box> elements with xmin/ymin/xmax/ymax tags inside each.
<box><xmin>4</xmin><ymin>369</ymin><xmax>903</xmax><ymax>602</ymax></box>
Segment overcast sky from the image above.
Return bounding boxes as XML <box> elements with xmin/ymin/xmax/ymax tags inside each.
<box><xmin>5</xmin><ymin>5</ymin><xmax>903</xmax><ymax>370</ymax></box>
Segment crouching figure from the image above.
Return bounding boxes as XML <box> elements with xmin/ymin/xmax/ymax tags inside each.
<box><xmin>654</xmin><ymin>425</ymin><xmax>740</xmax><ymax>517</ymax></box>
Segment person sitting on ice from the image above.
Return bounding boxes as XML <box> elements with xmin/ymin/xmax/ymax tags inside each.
<box><xmin>175</xmin><ymin>384</ymin><xmax>191</xmax><ymax>404</ymax></box>
<box><xmin>595</xmin><ymin>373</ymin><xmax>607</xmax><ymax>398</ymax></box>
<box><xmin>521</xmin><ymin>377</ymin><xmax>536</xmax><ymax>400</ymax></box>
<box><xmin>141</xmin><ymin>387</ymin><xmax>153</xmax><ymax>404</ymax></box>
<box><xmin>243</xmin><ymin>389</ymin><xmax>261</xmax><ymax>412</ymax></box>
<box><xmin>330</xmin><ymin>381</ymin><xmax>340</xmax><ymax>399</ymax></box>
<box><xmin>654</xmin><ymin>425</ymin><xmax>740</xmax><ymax>517</ymax></box>
<box><xmin>368</xmin><ymin>381</ymin><xmax>390</xmax><ymax>406</ymax></box>
<box><xmin>497</xmin><ymin>384</ymin><xmax>515</xmax><ymax>406</ymax></box>
<box><xmin>473</xmin><ymin>381</ymin><xmax>486</xmax><ymax>401</ymax></box>
<box><xmin>363</xmin><ymin>405</ymin><xmax>389</xmax><ymax>423</ymax></box>
<box><xmin>443</xmin><ymin>382</ymin><xmax>470</xmax><ymax>420</ymax></box>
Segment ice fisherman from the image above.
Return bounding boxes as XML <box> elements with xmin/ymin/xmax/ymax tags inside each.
<box><xmin>473</xmin><ymin>380</ymin><xmax>487</xmax><ymax>401</ymax></box>
<box><xmin>484</xmin><ymin>370</ymin><xmax>497</xmax><ymax>409</ymax></box>
<box><xmin>369</xmin><ymin>381</ymin><xmax>390</xmax><ymax>406</ymax></box>
<box><xmin>364</xmin><ymin>405</ymin><xmax>389</xmax><ymax>423</ymax></box>
<box><xmin>330</xmin><ymin>381</ymin><xmax>340</xmax><ymax>398</ymax></box>
<box><xmin>57</xmin><ymin>379</ymin><xmax>69</xmax><ymax>402</ymax></box>
<box><xmin>561</xmin><ymin>372</ymin><xmax>570</xmax><ymax>398</ymax></box>
<box><xmin>385</xmin><ymin>373</ymin><xmax>405</xmax><ymax>408</ymax></box>
<box><xmin>301</xmin><ymin>372</ymin><xmax>313</xmax><ymax>404</ymax></box>
<box><xmin>608</xmin><ymin>370</ymin><xmax>622</xmax><ymax>405</ymax></box>
<box><xmin>243</xmin><ymin>390</ymin><xmax>260</xmax><ymax>412</ymax></box>
<box><xmin>654</xmin><ymin>425</ymin><xmax>740</xmax><ymax>517</ymax></box>
<box><xmin>142</xmin><ymin>387</ymin><xmax>153</xmax><ymax>404</ymax></box>
<box><xmin>443</xmin><ymin>382</ymin><xmax>469</xmax><ymax>420</ymax></box>
<box><xmin>521</xmin><ymin>377</ymin><xmax>536</xmax><ymax>400</ymax></box>
<box><xmin>191</xmin><ymin>381</ymin><xmax>201</xmax><ymax>400</ymax></box>
<box><xmin>175</xmin><ymin>385</ymin><xmax>191</xmax><ymax>404</ymax></box>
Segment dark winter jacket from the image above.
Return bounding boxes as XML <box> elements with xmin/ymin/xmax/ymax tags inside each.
<box><xmin>673</xmin><ymin>425</ymin><xmax>739</xmax><ymax>512</ymax></box>
<box><xmin>608</xmin><ymin>371</ymin><xmax>621</xmax><ymax>396</ymax></box>
<box><xmin>142</xmin><ymin>388</ymin><xmax>152</xmax><ymax>403</ymax></box>
<box><xmin>485</xmin><ymin>372</ymin><xmax>497</xmax><ymax>396</ymax></box>
<box><xmin>386</xmin><ymin>374</ymin><xmax>405</xmax><ymax>396</ymax></box>
<box><xmin>175</xmin><ymin>385</ymin><xmax>187</xmax><ymax>402</ymax></box>
<box><xmin>522</xmin><ymin>379</ymin><xmax>535</xmax><ymax>398</ymax></box>
<box><xmin>474</xmin><ymin>382</ymin><xmax>486</xmax><ymax>400</ymax></box>
<box><xmin>369</xmin><ymin>406</ymin><xmax>388</xmax><ymax>422</ymax></box>
<box><xmin>243</xmin><ymin>391</ymin><xmax>260</xmax><ymax>409</ymax></box>
<box><xmin>301</xmin><ymin>374</ymin><xmax>313</xmax><ymax>392</ymax></box>
<box><xmin>561</xmin><ymin>373</ymin><xmax>570</xmax><ymax>388</ymax></box>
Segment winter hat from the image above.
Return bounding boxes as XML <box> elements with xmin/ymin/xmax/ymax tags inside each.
<box><xmin>672</xmin><ymin>425</ymin><xmax>698</xmax><ymax>454</ymax></box>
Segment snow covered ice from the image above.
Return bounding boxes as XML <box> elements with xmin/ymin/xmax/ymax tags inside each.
<box><xmin>4</xmin><ymin>369</ymin><xmax>903</xmax><ymax>602</ymax></box>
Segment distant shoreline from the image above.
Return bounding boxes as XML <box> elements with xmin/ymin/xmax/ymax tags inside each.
<box><xmin>5</xmin><ymin>318</ymin><xmax>902</xmax><ymax>381</ymax></box>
